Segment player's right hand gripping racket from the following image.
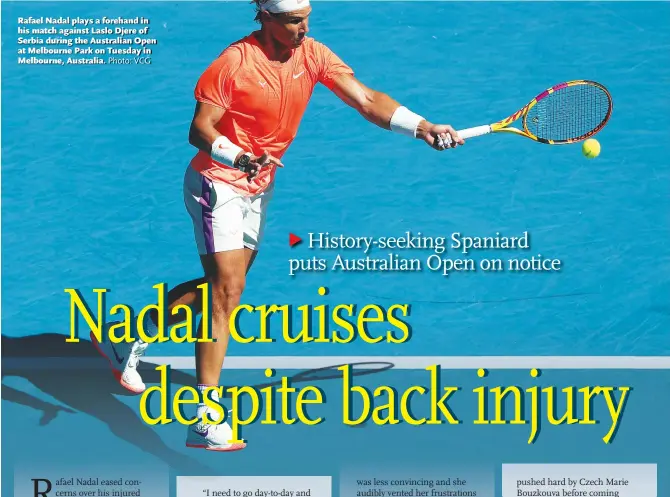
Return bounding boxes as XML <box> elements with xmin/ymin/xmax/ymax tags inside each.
<box><xmin>437</xmin><ymin>80</ymin><xmax>613</xmax><ymax>148</ymax></box>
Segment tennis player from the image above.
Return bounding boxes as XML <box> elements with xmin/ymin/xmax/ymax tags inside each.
<box><xmin>92</xmin><ymin>0</ymin><xmax>464</xmax><ymax>452</ymax></box>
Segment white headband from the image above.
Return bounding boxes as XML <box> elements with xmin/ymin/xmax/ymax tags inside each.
<box><xmin>261</xmin><ymin>0</ymin><xmax>310</xmax><ymax>14</ymax></box>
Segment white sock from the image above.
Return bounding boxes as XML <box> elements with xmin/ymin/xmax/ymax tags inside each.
<box><xmin>196</xmin><ymin>384</ymin><xmax>221</xmax><ymax>424</ymax></box>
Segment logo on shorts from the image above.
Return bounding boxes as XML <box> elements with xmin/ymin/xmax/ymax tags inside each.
<box><xmin>259</xmin><ymin>80</ymin><xmax>267</xmax><ymax>88</ymax></box>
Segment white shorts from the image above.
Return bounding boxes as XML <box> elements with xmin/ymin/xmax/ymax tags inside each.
<box><xmin>183</xmin><ymin>165</ymin><xmax>274</xmax><ymax>254</ymax></box>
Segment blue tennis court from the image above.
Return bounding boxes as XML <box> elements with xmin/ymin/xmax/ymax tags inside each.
<box><xmin>3</xmin><ymin>1</ymin><xmax>669</xmax><ymax>358</ymax></box>
<box><xmin>2</xmin><ymin>1</ymin><xmax>669</xmax><ymax>496</ymax></box>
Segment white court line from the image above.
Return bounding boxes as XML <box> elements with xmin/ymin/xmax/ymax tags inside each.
<box><xmin>145</xmin><ymin>356</ymin><xmax>670</xmax><ymax>370</ymax></box>
<box><xmin>4</xmin><ymin>356</ymin><xmax>670</xmax><ymax>370</ymax></box>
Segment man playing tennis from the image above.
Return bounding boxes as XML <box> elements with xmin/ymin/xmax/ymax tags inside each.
<box><xmin>92</xmin><ymin>0</ymin><xmax>464</xmax><ymax>451</ymax></box>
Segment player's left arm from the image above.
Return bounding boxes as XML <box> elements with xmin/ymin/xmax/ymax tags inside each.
<box><xmin>329</xmin><ymin>73</ymin><xmax>464</xmax><ymax>150</ymax></box>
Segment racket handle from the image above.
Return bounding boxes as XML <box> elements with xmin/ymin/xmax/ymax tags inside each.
<box><xmin>457</xmin><ymin>125</ymin><xmax>492</xmax><ymax>139</ymax></box>
<box><xmin>436</xmin><ymin>125</ymin><xmax>492</xmax><ymax>149</ymax></box>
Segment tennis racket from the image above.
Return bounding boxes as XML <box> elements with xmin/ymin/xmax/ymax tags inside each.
<box><xmin>437</xmin><ymin>80</ymin><xmax>613</xmax><ymax>148</ymax></box>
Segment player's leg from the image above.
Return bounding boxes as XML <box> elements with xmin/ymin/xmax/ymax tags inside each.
<box><xmin>163</xmin><ymin>277</ymin><xmax>207</xmax><ymax>323</ymax></box>
<box><xmin>184</xmin><ymin>247</ymin><xmax>248</xmax><ymax>451</ymax></box>
<box><xmin>183</xmin><ymin>247</ymin><xmax>257</xmax><ymax>452</ymax></box>
<box><xmin>90</xmin><ymin>276</ymin><xmax>211</xmax><ymax>393</ymax></box>
<box><xmin>91</xmin><ymin>166</ymin><xmax>248</xmax><ymax>394</ymax></box>
<box><xmin>245</xmin><ymin>248</ymin><xmax>258</xmax><ymax>274</ymax></box>
<box><xmin>190</xmin><ymin>246</ymin><xmax>255</xmax><ymax>385</ymax></box>
<box><xmin>90</xmin><ymin>166</ymin><xmax>208</xmax><ymax>392</ymax></box>
<box><xmin>147</xmin><ymin>217</ymin><xmax>258</xmax><ymax>335</ymax></box>
<box><xmin>194</xmin><ymin>249</ymin><xmax>246</xmax><ymax>386</ymax></box>
<box><xmin>148</xmin><ymin>249</ymin><xmax>255</xmax><ymax>330</ymax></box>
<box><xmin>164</xmin><ymin>176</ymin><xmax>264</xmax><ymax>324</ymax></box>
<box><xmin>146</xmin><ymin>247</ymin><xmax>255</xmax><ymax>336</ymax></box>
<box><xmin>186</xmin><ymin>181</ymin><xmax>272</xmax><ymax>452</ymax></box>
<box><xmin>91</xmin><ymin>244</ymin><xmax>258</xmax><ymax>395</ymax></box>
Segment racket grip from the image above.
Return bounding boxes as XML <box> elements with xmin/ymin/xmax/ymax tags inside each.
<box><xmin>457</xmin><ymin>125</ymin><xmax>492</xmax><ymax>139</ymax></box>
<box><xmin>436</xmin><ymin>125</ymin><xmax>492</xmax><ymax>149</ymax></box>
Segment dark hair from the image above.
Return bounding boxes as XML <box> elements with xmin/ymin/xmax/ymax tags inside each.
<box><xmin>252</xmin><ymin>0</ymin><xmax>263</xmax><ymax>23</ymax></box>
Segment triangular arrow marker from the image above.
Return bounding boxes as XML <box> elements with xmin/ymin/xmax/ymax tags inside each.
<box><xmin>289</xmin><ymin>233</ymin><xmax>302</xmax><ymax>247</ymax></box>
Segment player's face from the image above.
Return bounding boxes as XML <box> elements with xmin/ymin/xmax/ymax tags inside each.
<box><xmin>266</xmin><ymin>7</ymin><xmax>311</xmax><ymax>48</ymax></box>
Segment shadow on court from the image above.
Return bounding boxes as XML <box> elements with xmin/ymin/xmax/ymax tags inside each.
<box><xmin>1</xmin><ymin>333</ymin><xmax>394</xmax><ymax>467</ymax></box>
<box><xmin>1</xmin><ymin>333</ymin><xmax>207</xmax><ymax>473</ymax></box>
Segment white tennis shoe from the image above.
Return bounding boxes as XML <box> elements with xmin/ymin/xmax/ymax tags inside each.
<box><xmin>90</xmin><ymin>321</ymin><xmax>148</xmax><ymax>394</ymax></box>
<box><xmin>186</xmin><ymin>417</ymin><xmax>247</xmax><ymax>452</ymax></box>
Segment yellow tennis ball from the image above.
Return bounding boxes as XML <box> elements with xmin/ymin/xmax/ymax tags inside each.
<box><xmin>582</xmin><ymin>138</ymin><xmax>601</xmax><ymax>159</ymax></box>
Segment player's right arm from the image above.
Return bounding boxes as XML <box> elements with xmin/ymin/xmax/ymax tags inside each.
<box><xmin>313</xmin><ymin>41</ymin><xmax>463</xmax><ymax>151</ymax></box>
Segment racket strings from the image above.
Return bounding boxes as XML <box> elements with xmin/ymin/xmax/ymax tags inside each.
<box><xmin>525</xmin><ymin>84</ymin><xmax>610</xmax><ymax>142</ymax></box>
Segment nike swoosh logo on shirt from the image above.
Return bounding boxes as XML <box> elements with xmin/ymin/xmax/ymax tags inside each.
<box><xmin>293</xmin><ymin>71</ymin><xmax>304</xmax><ymax>79</ymax></box>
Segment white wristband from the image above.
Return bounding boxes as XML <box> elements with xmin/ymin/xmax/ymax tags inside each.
<box><xmin>211</xmin><ymin>135</ymin><xmax>244</xmax><ymax>167</ymax></box>
<box><xmin>390</xmin><ymin>106</ymin><xmax>425</xmax><ymax>138</ymax></box>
